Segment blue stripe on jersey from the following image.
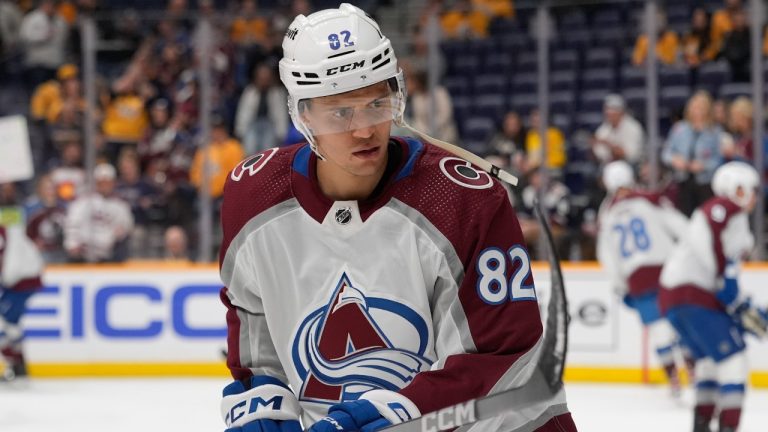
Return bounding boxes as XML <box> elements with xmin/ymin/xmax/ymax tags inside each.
<box><xmin>720</xmin><ymin>383</ymin><xmax>746</xmax><ymax>394</ymax></box>
<box><xmin>697</xmin><ymin>380</ymin><xmax>719</xmax><ymax>390</ymax></box>
<box><xmin>293</xmin><ymin>144</ymin><xmax>312</xmax><ymax>178</ymax></box>
<box><xmin>395</xmin><ymin>137</ymin><xmax>424</xmax><ymax>182</ymax></box>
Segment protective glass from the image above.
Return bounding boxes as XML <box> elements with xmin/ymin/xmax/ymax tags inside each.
<box><xmin>299</xmin><ymin>89</ymin><xmax>403</xmax><ymax>136</ymax></box>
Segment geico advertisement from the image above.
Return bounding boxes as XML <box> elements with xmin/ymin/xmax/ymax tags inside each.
<box><xmin>19</xmin><ymin>265</ymin><xmax>768</xmax><ymax>369</ymax></box>
<box><xmin>24</xmin><ymin>268</ymin><xmax>227</xmax><ymax>362</ymax></box>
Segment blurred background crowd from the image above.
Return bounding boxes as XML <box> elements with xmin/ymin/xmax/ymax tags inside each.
<box><xmin>0</xmin><ymin>0</ymin><xmax>765</xmax><ymax>263</ymax></box>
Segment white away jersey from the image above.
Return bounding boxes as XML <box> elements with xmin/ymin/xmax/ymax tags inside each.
<box><xmin>597</xmin><ymin>191</ymin><xmax>687</xmax><ymax>297</ymax></box>
<box><xmin>660</xmin><ymin>196</ymin><xmax>753</xmax><ymax>312</ymax></box>
<box><xmin>218</xmin><ymin>138</ymin><xmax>571</xmax><ymax>430</ymax></box>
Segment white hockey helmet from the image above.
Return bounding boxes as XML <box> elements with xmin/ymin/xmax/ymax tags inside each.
<box><xmin>602</xmin><ymin>160</ymin><xmax>635</xmax><ymax>193</ymax></box>
<box><xmin>711</xmin><ymin>161</ymin><xmax>760</xmax><ymax>209</ymax></box>
<box><xmin>278</xmin><ymin>3</ymin><xmax>405</xmax><ymax>155</ymax></box>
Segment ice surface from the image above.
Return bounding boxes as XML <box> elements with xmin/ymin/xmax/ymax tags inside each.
<box><xmin>1</xmin><ymin>379</ymin><xmax>767</xmax><ymax>431</ymax></box>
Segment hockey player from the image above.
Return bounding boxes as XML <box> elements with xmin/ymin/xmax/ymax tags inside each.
<box><xmin>217</xmin><ymin>4</ymin><xmax>576</xmax><ymax>432</ymax></box>
<box><xmin>0</xmin><ymin>220</ymin><xmax>45</xmax><ymax>379</ymax></box>
<box><xmin>597</xmin><ymin>161</ymin><xmax>691</xmax><ymax>394</ymax></box>
<box><xmin>659</xmin><ymin>161</ymin><xmax>767</xmax><ymax>432</ymax></box>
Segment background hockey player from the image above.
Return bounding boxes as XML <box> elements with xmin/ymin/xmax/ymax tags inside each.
<box><xmin>217</xmin><ymin>4</ymin><xmax>577</xmax><ymax>432</ymax></box>
<box><xmin>596</xmin><ymin>161</ymin><xmax>691</xmax><ymax>394</ymax></box>
<box><xmin>659</xmin><ymin>161</ymin><xmax>768</xmax><ymax>432</ymax></box>
<box><xmin>0</xmin><ymin>208</ymin><xmax>45</xmax><ymax>379</ymax></box>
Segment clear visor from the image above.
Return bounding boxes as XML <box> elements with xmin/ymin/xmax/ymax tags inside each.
<box><xmin>298</xmin><ymin>87</ymin><xmax>403</xmax><ymax>136</ymax></box>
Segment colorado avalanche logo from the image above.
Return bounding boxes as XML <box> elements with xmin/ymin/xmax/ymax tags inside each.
<box><xmin>439</xmin><ymin>157</ymin><xmax>493</xmax><ymax>189</ymax></box>
<box><xmin>230</xmin><ymin>148</ymin><xmax>278</xmax><ymax>181</ymax></box>
<box><xmin>292</xmin><ymin>273</ymin><xmax>432</xmax><ymax>405</ymax></box>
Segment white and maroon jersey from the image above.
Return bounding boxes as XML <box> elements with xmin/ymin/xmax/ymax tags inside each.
<box><xmin>219</xmin><ymin>138</ymin><xmax>570</xmax><ymax>430</ymax></box>
<box><xmin>597</xmin><ymin>191</ymin><xmax>688</xmax><ymax>298</ymax></box>
<box><xmin>64</xmin><ymin>193</ymin><xmax>134</xmax><ymax>262</ymax></box>
<box><xmin>659</xmin><ymin>196</ymin><xmax>753</xmax><ymax>313</ymax></box>
<box><xmin>0</xmin><ymin>224</ymin><xmax>44</xmax><ymax>291</ymax></box>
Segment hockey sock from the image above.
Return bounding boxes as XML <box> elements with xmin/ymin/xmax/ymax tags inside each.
<box><xmin>718</xmin><ymin>408</ymin><xmax>741</xmax><ymax>432</ymax></box>
<box><xmin>694</xmin><ymin>404</ymin><xmax>715</xmax><ymax>432</ymax></box>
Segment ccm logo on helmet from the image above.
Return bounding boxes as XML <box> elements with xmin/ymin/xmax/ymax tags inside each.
<box><xmin>327</xmin><ymin>60</ymin><xmax>365</xmax><ymax>76</ymax></box>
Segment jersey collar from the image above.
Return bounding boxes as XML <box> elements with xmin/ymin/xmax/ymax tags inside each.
<box><xmin>290</xmin><ymin>137</ymin><xmax>424</xmax><ymax>223</ymax></box>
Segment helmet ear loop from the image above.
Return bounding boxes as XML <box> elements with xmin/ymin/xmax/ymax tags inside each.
<box><xmin>392</xmin><ymin>71</ymin><xmax>408</xmax><ymax>127</ymax></box>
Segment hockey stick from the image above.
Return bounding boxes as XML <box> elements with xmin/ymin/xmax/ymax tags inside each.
<box><xmin>402</xmin><ymin>123</ymin><xmax>519</xmax><ymax>186</ymax></box>
<box><xmin>382</xmin><ymin>201</ymin><xmax>569</xmax><ymax>432</ymax></box>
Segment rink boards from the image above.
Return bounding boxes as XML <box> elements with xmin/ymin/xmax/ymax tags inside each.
<box><xmin>13</xmin><ymin>262</ymin><xmax>768</xmax><ymax>387</ymax></box>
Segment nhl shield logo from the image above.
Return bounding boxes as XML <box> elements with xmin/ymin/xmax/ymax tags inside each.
<box><xmin>334</xmin><ymin>207</ymin><xmax>352</xmax><ymax>225</ymax></box>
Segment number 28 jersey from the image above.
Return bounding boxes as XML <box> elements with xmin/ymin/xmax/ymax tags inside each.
<box><xmin>597</xmin><ymin>191</ymin><xmax>688</xmax><ymax>298</ymax></box>
<box><xmin>218</xmin><ymin>137</ymin><xmax>571</xmax><ymax>430</ymax></box>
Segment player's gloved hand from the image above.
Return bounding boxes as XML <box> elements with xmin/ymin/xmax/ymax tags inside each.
<box><xmin>730</xmin><ymin>298</ymin><xmax>768</xmax><ymax>338</ymax></box>
<box><xmin>305</xmin><ymin>389</ymin><xmax>420</xmax><ymax>432</ymax></box>
<box><xmin>221</xmin><ymin>376</ymin><xmax>302</xmax><ymax>432</ymax></box>
<box><xmin>716</xmin><ymin>261</ymin><xmax>740</xmax><ymax>306</ymax></box>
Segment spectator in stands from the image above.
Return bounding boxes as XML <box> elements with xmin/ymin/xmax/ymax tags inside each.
<box><xmin>138</xmin><ymin>98</ymin><xmax>177</xmax><ymax>166</ymax></box>
<box><xmin>711</xmin><ymin>0</ymin><xmax>743</xmax><ymax>54</ymax></box>
<box><xmin>632</xmin><ymin>10</ymin><xmax>679</xmax><ymax>66</ymax></box>
<box><xmin>24</xmin><ymin>174</ymin><xmax>68</xmax><ymax>263</ymax></box>
<box><xmin>440</xmin><ymin>0</ymin><xmax>489</xmax><ymax>39</ymax></box>
<box><xmin>163</xmin><ymin>225</ymin><xmax>189</xmax><ymax>261</ymax></box>
<box><xmin>720</xmin><ymin>8</ymin><xmax>750</xmax><ymax>82</ymax></box>
<box><xmin>64</xmin><ymin>163</ymin><xmax>134</xmax><ymax>263</ymax></box>
<box><xmin>190</xmin><ymin>117</ymin><xmax>244</xmax><ymax>201</ymax></box>
<box><xmin>0</xmin><ymin>0</ymin><xmax>23</xmax><ymax>79</ymax></box>
<box><xmin>722</xmin><ymin>96</ymin><xmax>753</xmax><ymax>162</ymax></box>
<box><xmin>682</xmin><ymin>8</ymin><xmax>717</xmax><ymax>67</ymax></box>
<box><xmin>518</xmin><ymin>169</ymin><xmax>571</xmax><ymax>260</ymax></box>
<box><xmin>18</xmin><ymin>0</ymin><xmax>69</xmax><ymax>92</ymax></box>
<box><xmin>49</xmin><ymin>64</ymin><xmax>83</xmax><ymax>121</ymax></box>
<box><xmin>115</xmin><ymin>149</ymin><xmax>160</xmax><ymax>259</ymax></box>
<box><xmin>29</xmin><ymin>63</ymin><xmax>81</xmax><ymax>164</ymax></box>
<box><xmin>49</xmin><ymin>140</ymin><xmax>86</xmax><ymax>203</ymax></box>
<box><xmin>488</xmin><ymin>110</ymin><xmax>527</xmax><ymax>174</ymax></box>
<box><xmin>404</xmin><ymin>69</ymin><xmax>458</xmax><ymax>144</ymax></box>
<box><xmin>525</xmin><ymin>108</ymin><xmax>566</xmax><ymax>174</ymax></box>
<box><xmin>662</xmin><ymin>90</ymin><xmax>723</xmax><ymax>216</ymax></box>
<box><xmin>231</xmin><ymin>0</ymin><xmax>270</xmax><ymax>48</ymax></box>
<box><xmin>102</xmin><ymin>82</ymin><xmax>149</xmax><ymax>162</ymax></box>
<box><xmin>30</xmin><ymin>63</ymin><xmax>78</xmax><ymax>124</ymax></box>
<box><xmin>234</xmin><ymin>62</ymin><xmax>288</xmax><ymax>155</ymax></box>
<box><xmin>592</xmin><ymin>94</ymin><xmax>645</xmax><ymax>167</ymax></box>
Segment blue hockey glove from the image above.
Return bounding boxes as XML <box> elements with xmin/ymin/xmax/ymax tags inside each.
<box><xmin>716</xmin><ymin>261</ymin><xmax>740</xmax><ymax>306</ymax></box>
<box><xmin>221</xmin><ymin>376</ymin><xmax>302</xmax><ymax>432</ymax></box>
<box><xmin>305</xmin><ymin>390</ymin><xmax>420</xmax><ymax>432</ymax></box>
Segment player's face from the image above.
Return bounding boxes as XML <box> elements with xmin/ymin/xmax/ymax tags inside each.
<box><xmin>304</xmin><ymin>82</ymin><xmax>394</xmax><ymax>177</ymax></box>
<box><xmin>736</xmin><ymin>186</ymin><xmax>758</xmax><ymax>212</ymax></box>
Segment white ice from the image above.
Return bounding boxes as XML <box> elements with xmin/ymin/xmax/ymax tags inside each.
<box><xmin>1</xmin><ymin>379</ymin><xmax>767</xmax><ymax>431</ymax></box>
